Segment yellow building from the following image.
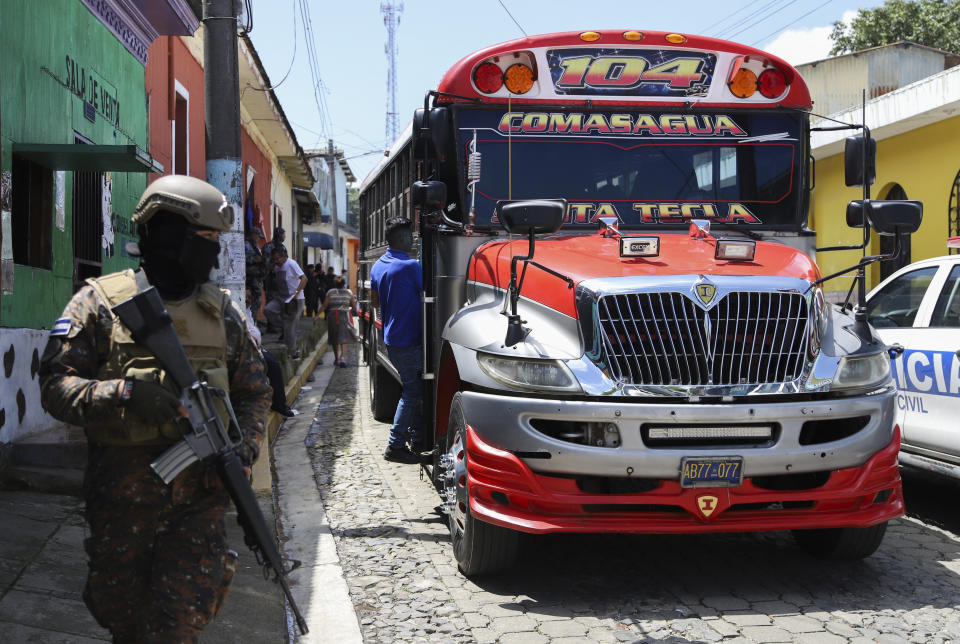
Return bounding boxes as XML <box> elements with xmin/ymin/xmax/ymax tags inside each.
<box><xmin>806</xmin><ymin>56</ymin><xmax>960</xmax><ymax>301</ymax></box>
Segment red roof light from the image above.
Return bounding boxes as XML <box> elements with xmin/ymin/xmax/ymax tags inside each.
<box><xmin>473</xmin><ymin>62</ymin><xmax>503</xmax><ymax>94</ymax></box>
<box><xmin>758</xmin><ymin>68</ymin><xmax>788</xmax><ymax>99</ymax></box>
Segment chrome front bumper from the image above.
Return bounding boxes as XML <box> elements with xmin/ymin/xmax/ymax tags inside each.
<box><xmin>459</xmin><ymin>389</ymin><xmax>897</xmax><ymax>479</ymax></box>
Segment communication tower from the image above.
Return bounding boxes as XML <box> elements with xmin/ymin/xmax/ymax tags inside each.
<box><xmin>381</xmin><ymin>2</ymin><xmax>403</xmax><ymax>148</ymax></box>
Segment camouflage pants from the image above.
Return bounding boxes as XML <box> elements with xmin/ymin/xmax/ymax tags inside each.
<box><xmin>82</xmin><ymin>444</ymin><xmax>236</xmax><ymax>643</ymax></box>
<box><xmin>247</xmin><ymin>278</ymin><xmax>263</xmax><ymax>316</ymax></box>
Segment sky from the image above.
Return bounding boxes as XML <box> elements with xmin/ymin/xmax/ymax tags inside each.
<box><xmin>247</xmin><ymin>0</ymin><xmax>882</xmax><ymax>184</ymax></box>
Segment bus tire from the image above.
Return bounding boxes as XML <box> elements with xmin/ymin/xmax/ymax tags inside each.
<box><xmin>792</xmin><ymin>522</ymin><xmax>887</xmax><ymax>560</ymax></box>
<box><xmin>444</xmin><ymin>393</ymin><xmax>519</xmax><ymax>576</ymax></box>
<box><xmin>369</xmin><ymin>338</ymin><xmax>401</xmax><ymax>423</ymax></box>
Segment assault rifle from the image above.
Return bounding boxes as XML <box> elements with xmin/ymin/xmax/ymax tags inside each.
<box><xmin>112</xmin><ymin>286</ymin><xmax>309</xmax><ymax>635</ymax></box>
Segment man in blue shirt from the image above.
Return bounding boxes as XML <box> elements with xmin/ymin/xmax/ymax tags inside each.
<box><xmin>370</xmin><ymin>217</ymin><xmax>424</xmax><ymax>464</ymax></box>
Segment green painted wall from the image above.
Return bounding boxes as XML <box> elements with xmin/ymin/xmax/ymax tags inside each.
<box><xmin>0</xmin><ymin>0</ymin><xmax>146</xmax><ymax>329</ymax></box>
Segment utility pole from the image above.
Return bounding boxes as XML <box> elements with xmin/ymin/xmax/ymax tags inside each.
<box><xmin>203</xmin><ymin>0</ymin><xmax>244</xmax><ymax>310</ymax></box>
<box><xmin>327</xmin><ymin>139</ymin><xmax>339</xmax><ymax>269</ymax></box>
<box><xmin>381</xmin><ymin>2</ymin><xmax>402</xmax><ymax>148</ymax></box>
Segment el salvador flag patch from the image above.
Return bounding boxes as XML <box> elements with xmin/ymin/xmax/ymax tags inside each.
<box><xmin>51</xmin><ymin>318</ymin><xmax>72</xmax><ymax>337</ymax></box>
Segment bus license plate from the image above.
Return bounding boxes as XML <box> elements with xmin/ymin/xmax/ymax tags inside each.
<box><xmin>680</xmin><ymin>456</ymin><xmax>743</xmax><ymax>488</ymax></box>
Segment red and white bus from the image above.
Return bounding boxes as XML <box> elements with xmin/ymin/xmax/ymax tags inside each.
<box><xmin>359</xmin><ymin>30</ymin><xmax>911</xmax><ymax>575</ymax></box>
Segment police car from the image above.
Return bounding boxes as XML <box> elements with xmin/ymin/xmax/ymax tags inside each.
<box><xmin>865</xmin><ymin>244</ymin><xmax>960</xmax><ymax>479</ymax></box>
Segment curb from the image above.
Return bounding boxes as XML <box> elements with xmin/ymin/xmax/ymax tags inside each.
<box><xmin>252</xmin><ymin>333</ymin><xmax>328</xmax><ymax>491</ymax></box>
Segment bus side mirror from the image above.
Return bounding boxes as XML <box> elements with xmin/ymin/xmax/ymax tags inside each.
<box><xmin>846</xmin><ymin>200</ymin><xmax>922</xmax><ymax>235</ymax></box>
<box><xmin>412</xmin><ymin>181</ymin><xmax>447</xmax><ymax>211</ymax></box>
<box><xmin>867</xmin><ymin>200</ymin><xmax>923</xmax><ymax>235</ymax></box>
<box><xmin>846</xmin><ymin>200</ymin><xmax>866</xmax><ymax>228</ymax></box>
<box><xmin>844</xmin><ymin>136</ymin><xmax>876</xmax><ymax>187</ymax></box>
<box><xmin>412</xmin><ymin>107</ymin><xmax>451</xmax><ymax>162</ymax></box>
<box><xmin>496</xmin><ymin>200</ymin><xmax>566</xmax><ymax>235</ymax></box>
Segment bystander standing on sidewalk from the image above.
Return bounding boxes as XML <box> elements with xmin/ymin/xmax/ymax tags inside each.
<box><xmin>304</xmin><ymin>264</ymin><xmax>320</xmax><ymax>319</ymax></box>
<box><xmin>321</xmin><ymin>276</ymin><xmax>357</xmax><ymax>368</ymax></box>
<box><xmin>370</xmin><ymin>217</ymin><xmax>424</xmax><ymax>465</ymax></box>
<box><xmin>323</xmin><ymin>265</ymin><xmax>337</xmax><ymax>297</ymax></box>
<box><xmin>264</xmin><ymin>248</ymin><xmax>306</xmax><ymax>359</ymax></box>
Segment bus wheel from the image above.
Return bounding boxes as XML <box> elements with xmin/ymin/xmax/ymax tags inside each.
<box><xmin>441</xmin><ymin>393</ymin><xmax>519</xmax><ymax>576</ymax></box>
<box><xmin>368</xmin><ymin>336</ymin><xmax>400</xmax><ymax>423</ymax></box>
<box><xmin>792</xmin><ymin>522</ymin><xmax>887</xmax><ymax>559</ymax></box>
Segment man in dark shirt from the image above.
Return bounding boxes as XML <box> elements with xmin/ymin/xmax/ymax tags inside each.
<box><xmin>370</xmin><ymin>217</ymin><xmax>423</xmax><ymax>464</ymax></box>
<box><xmin>323</xmin><ymin>265</ymin><xmax>337</xmax><ymax>295</ymax></box>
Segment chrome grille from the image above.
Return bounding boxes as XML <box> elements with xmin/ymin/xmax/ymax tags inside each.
<box><xmin>596</xmin><ymin>291</ymin><xmax>809</xmax><ymax>386</ymax></box>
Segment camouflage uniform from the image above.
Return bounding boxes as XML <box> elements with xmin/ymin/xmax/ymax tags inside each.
<box><xmin>245</xmin><ymin>238</ymin><xmax>265</xmax><ymax>308</ymax></box>
<box><xmin>39</xmin><ymin>279</ymin><xmax>272</xmax><ymax>643</ymax></box>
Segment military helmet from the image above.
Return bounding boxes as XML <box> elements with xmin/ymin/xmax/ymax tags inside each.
<box><xmin>132</xmin><ymin>175</ymin><xmax>233</xmax><ymax>232</ymax></box>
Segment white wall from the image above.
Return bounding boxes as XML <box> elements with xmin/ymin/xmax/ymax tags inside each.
<box><xmin>0</xmin><ymin>328</ymin><xmax>68</xmax><ymax>443</ymax></box>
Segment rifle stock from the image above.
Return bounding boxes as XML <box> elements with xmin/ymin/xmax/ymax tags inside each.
<box><xmin>111</xmin><ymin>286</ymin><xmax>309</xmax><ymax>635</ymax></box>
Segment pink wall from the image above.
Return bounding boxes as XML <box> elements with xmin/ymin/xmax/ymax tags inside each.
<box><xmin>145</xmin><ymin>36</ymin><xmax>205</xmax><ymax>183</ymax></box>
<box><xmin>241</xmin><ymin>127</ymin><xmax>273</xmax><ymax>243</ymax></box>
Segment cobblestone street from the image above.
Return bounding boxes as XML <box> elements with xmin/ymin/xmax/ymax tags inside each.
<box><xmin>303</xmin><ymin>351</ymin><xmax>960</xmax><ymax>643</ymax></box>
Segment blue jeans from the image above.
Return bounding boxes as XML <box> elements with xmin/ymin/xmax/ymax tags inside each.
<box><xmin>386</xmin><ymin>344</ymin><xmax>423</xmax><ymax>449</ymax></box>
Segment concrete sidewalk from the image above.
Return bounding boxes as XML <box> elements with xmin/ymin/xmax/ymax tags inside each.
<box><xmin>0</xmin><ymin>490</ymin><xmax>285</xmax><ymax>642</ymax></box>
<box><xmin>0</xmin><ymin>336</ymin><xmax>362</xmax><ymax>642</ymax></box>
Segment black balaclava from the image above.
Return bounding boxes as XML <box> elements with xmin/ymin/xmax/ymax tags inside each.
<box><xmin>139</xmin><ymin>211</ymin><xmax>221</xmax><ymax>300</ymax></box>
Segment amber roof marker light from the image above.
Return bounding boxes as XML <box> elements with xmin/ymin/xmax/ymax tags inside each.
<box><xmin>580</xmin><ymin>31</ymin><xmax>601</xmax><ymax>42</ymax></box>
<box><xmin>623</xmin><ymin>31</ymin><xmax>644</xmax><ymax>41</ymax></box>
<box><xmin>665</xmin><ymin>33</ymin><xmax>687</xmax><ymax>44</ymax></box>
<box><xmin>729</xmin><ymin>66</ymin><xmax>757</xmax><ymax>98</ymax></box>
<box><xmin>504</xmin><ymin>63</ymin><xmax>535</xmax><ymax>94</ymax></box>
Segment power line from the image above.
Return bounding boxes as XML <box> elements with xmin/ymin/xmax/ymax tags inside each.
<box><xmin>337</xmin><ymin>126</ymin><xmax>384</xmax><ymax>151</ymax></box>
<box><xmin>496</xmin><ymin>0</ymin><xmax>527</xmax><ymax>37</ymax></box>
<box><xmin>721</xmin><ymin>0</ymin><xmax>803</xmax><ymax>40</ymax></box>
<box><xmin>700</xmin><ymin>0</ymin><xmax>767</xmax><ymax>37</ymax></box>
<box><xmin>713</xmin><ymin>0</ymin><xmax>784</xmax><ymax>37</ymax></box>
<box><xmin>344</xmin><ymin>150</ymin><xmax>387</xmax><ymax>161</ymax></box>
<box><xmin>297</xmin><ymin>0</ymin><xmax>334</xmax><ymax>140</ymax></box>
<box><xmin>751</xmin><ymin>0</ymin><xmax>836</xmax><ymax>46</ymax></box>
<box><xmin>294</xmin><ymin>120</ymin><xmax>376</xmax><ymax>151</ymax></box>
<box><xmin>240</xmin><ymin>0</ymin><xmax>253</xmax><ymax>34</ymax></box>
<box><xmin>713</xmin><ymin>0</ymin><xmax>785</xmax><ymax>38</ymax></box>
<box><xmin>246</xmin><ymin>0</ymin><xmax>297</xmax><ymax>92</ymax></box>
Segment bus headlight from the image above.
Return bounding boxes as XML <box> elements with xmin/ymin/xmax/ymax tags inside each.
<box><xmin>830</xmin><ymin>352</ymin><xmax>891</xmax><ymax>392</ymax></box>
<box><xmin>477</xmin><ymin>353</ymin><xmax>582</xmax><ymax>392</ymax></box>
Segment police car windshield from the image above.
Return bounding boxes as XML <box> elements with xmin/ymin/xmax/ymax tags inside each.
<box><xmin>457</xmin><ymin>109</ymin><xmax>804</xmax><ymax>230</ymax></box>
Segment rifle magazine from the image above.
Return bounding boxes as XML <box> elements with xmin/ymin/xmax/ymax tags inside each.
<box><xmin>150</xmin><ymin>440</ymin><xmax>199</xmax><ymax>484</ymax></box>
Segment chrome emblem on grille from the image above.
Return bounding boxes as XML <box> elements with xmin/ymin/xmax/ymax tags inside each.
<box><xmin>695</xmin><ymin>281</ymin><xmax>716</xmax><ymax>306</ymax></box>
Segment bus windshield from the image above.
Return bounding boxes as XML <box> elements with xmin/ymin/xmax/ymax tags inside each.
<box><xmin>456</xmin><ymin>109</ymin><xmax>804</xmax><ymax>230</ymax></box>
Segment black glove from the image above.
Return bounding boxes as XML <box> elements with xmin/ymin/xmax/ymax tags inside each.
<box><xmin>118</xmin><ymin>379</ymin><xmax>185</xmax><ymax>423</ymax></box>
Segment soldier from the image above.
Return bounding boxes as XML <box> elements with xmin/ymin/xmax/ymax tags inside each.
<box><xmin>262</xmin><ymin>225</ymin><xmax>287</xmax><ymax>261</ymax></box>
<box><xmin>39</xmin><ymin>175</ymin><xmax>272</xmax><ymax>643</ymax></box>
<box><xmin>244</xmin><ymin>226</ymin><xmax>266</xmax><ymax>315</ymax></box>
<box><xmin>262</xmin><ymin>226</ymin><xmax>287</xmax><ymax>333</ymax></box>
